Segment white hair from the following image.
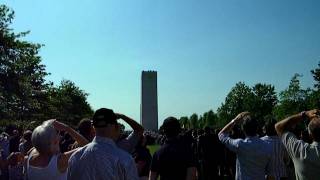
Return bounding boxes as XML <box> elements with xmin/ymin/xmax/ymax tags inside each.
<box><xmin>31</xmin><ymin>120</ymin><xmax>57</xmax><ymax>153</ymax></box>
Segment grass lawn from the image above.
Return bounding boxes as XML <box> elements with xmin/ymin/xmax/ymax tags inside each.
<box><xmin>147</xmin><ymin>144</ymin><xmax>160</xmax><ymax>155</ymax></box>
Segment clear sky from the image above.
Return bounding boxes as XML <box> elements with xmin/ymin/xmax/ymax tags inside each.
<box><xmin>2</xmin><ymin>0</ymin><xmax>320</xmax><ymax>127</ymax></box>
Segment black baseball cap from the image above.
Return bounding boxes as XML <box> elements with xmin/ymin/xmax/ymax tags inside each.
<box><xmin>92</xmin><ymin>108</ymin><xmax>118</xmax><ymax>127</ymax></box>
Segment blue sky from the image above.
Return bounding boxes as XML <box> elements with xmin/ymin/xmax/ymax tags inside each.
<box><xmin>2</xmin><ymin>0</ymin><xmax>320</xmax><ymax>127</ymax></box>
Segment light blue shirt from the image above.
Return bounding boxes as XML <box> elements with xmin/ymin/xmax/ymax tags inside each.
<box><xmin>68</xmin><ymin>136</ymin><xmax>139</xmax><ymax>180</ymax></box>
<box><xmin>219</xmin><ymin>132</ymin><xmax>272</xmax><ymax>180</ymax></box>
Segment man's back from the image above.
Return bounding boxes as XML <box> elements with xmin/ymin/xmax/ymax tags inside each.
<box><xmin>150</xmin><ymin>137</ymin><xmax>196</xmax><ymax>180</ymax></box>
<box><xmin>237</xmin><ymin>137</ymin><xmax>271</xmax><ymax>179</ymax></box>
<box><xmin>261</xmin><ymin>135</ymin><xmax>288</xmax><ymax>179</ymax></box>
<box><xmin>219</xmin><ymin>133</ymin><xmax>272</xmax><ymax>180</ymax></box>
<box><xmin>281</xmin><ymin>132</ymin><xmax>320</xmax><ymax>180</ymax></box>
<box><xmin>68</xmin><ymin>136</ymin><xmax>139</xmax><ymax>180</ymax></box>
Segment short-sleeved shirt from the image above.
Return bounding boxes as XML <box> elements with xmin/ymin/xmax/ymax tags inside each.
<box><xmin>68</xmin><ymin>136</ymin><xmax>139</xmax><ymax>180</ymax></box>
<box><xmin>281</xmin><ymin>132</ymin><xmax>320</xmax><ymax>180</ymax></box>
<box><xmin>218</xmin><ymin>133</ymin><xmax>272</xmax><ymax>180</ymax></box>
<box><xmin>150</xmin><ymin>137</ymin><xmax>196</xmax><ymax>180</ymax></box>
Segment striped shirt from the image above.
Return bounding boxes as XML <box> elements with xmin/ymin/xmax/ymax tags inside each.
<box><xmin>261</xmin><ymin>135</ymin><xmax>288</xmax><ymax>179</ymax></box>
<box><xmin>218</xmin><ymin>133</ymin><xmax>272</xmax><ymax>180</ymax></box>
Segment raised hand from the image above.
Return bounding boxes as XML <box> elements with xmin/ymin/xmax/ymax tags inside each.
<box><xmin>306</xmin><ymin>109</ymin><xmax>320</xmax><ymax>119</ymax></box>
<box><xmin>115</xmin><ymin>113</ymin><xmax>125</xmax><ymax>120</ymax></box>
<box><xmin>234</xmin><ymin>112</ymin><xmax>250</xmax><ymax>123</ymax></box>
<box><xmin>53</xmin><ymin>120</ymin><xmax>68</xmax><ymax>131</ymax></box>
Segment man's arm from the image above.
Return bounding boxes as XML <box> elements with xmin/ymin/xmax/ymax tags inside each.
<box><xmin>53</xmin><ymin>120</ymin><xmax>89</xmax><ymax>146</ymax></box>
<box><xmin>218</xmin><ymin>112</ymin><xmax>250</xmax><ymax>135</ymax></box>
<box><xmin>53</xmin><ymin>120</ymin><xmax>89</xmax><ymax>173</ymax></box>
<box><xmin>116</xmin><ymin>114</ymin><xmax>144</xmax><ymax>153</ymax></box>
<box><xmin>218</xmin><ymin>112</ymin><xmax>249</xmax><ymax>152</ymax></box>
<box><xmin>275</xmin><ymin>109</ymin><xmax>318</xmax><ymax>136</ymax></box>
<box><xmin>116</xmin><ymin>113</ymin><xmax>144</xmax><ymax>136</ymax></box>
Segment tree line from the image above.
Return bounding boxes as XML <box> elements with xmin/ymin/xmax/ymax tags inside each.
<box><xmin>1</xmin><ymin>4</ymin><xmax>319</xmax><ymax>131</ymax></box>
<box><xmin>0</xmin><ymin>5</ymin><xmax>93</xmax><ymax>128</ymax></box>
<box><xmin>179</xmin><ymin>68</ymin><xmax>320</xmax><ymax>130</ymax></box>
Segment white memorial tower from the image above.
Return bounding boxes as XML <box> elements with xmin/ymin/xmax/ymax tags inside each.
<box><xmin>141</xmin><ymin>71</ymin><xmax>158</xmax><ymax>131</ymax></box>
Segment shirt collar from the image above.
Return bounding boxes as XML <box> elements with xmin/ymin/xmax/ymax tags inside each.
<box><xmin>93</xmin><ymin>136</ymin><xmax>116</xmax><ymax>147</ymax></box>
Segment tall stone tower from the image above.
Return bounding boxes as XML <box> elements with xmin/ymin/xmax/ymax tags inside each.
<box><xmin>141</xmin><ymin>71</ymin><xmax>158</xmax><ymax>131</ymax></box>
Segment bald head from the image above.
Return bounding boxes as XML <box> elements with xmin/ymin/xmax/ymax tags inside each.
<box><xmin>308</xmin><ymin>117</ymin><xmax>320</xmax><ymax>142</ymax></box>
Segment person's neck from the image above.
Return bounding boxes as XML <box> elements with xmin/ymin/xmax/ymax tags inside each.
<box><xmin>245</xmin><ymin>134</ymin><xmax>257</xmax><ymax>138</ymax></box>
<box><xmin>96</xmin><ymin>134</ymin><xmax>116</xmax><ymax>141</ymax></box>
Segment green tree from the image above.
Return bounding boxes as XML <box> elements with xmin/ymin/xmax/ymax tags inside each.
<box><xmin>189</xmin><ymin>113</ymin><xmax>198</xmax><ymax>129</ymax></box>
<box><xmin>179</xmin><ymin>116</ymin><xmax>189</xmax><ymax>129</ymax></box>
<box><xmin>0</xmin><ymin>5</ymin><xmax>49</xmax><ymax>121</ymax></box>
<box><xmin>217</xmin><ymin>82</ymin><xmax>255</xmax><ymax>126</ymax></box>
<box><xmin>216</xmin><ymin>82</ymin><xmax>277</xmax><ymax>128</ymax></box>
<box><xmin>311</xmin><ymin>62</ymin><xmax>320</xmax><ymax>89</ymax></box>
<box><xmin>308</xmin><ymin>62</ymin><xmax>320</xmax><ymax>109</ymax></box>
<box><xmin>274</xmin><ymin>74</ymin><xmax>310</xmax><ymax>119</ymax></box>
<box><xmin>49</xmin><ymin>80</ymin><xmax>94</xmax><ymax>125</ymax></box>
<box><xmin>251</xmin><ymin>83</ymin><xmax>277</xmax><ymax>122</ymax></box>
<box><xmin>198</xmin><ymin>116</ymin><xmax>202</xmax><ymax>129</ymax></box>
<box><xmin>204</xmin><ymin>110</ymin><xmax>218</xmax><ymax>128</ymax></box>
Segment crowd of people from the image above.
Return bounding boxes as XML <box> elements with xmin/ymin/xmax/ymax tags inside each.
<box><xmin>0</xmin><ymin>107</ymin><xmax>320</xmax><ymax>180</ymax></box>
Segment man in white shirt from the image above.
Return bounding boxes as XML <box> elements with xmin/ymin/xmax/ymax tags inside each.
<box><xmin>218</xmin><ymin>112</ymin><xmax>272</xmax><ymax>180</ymax></box>
<box><xmin>275</xmin><ymin>109</ymin><xmax>320</xmax><ymax>180</ymax></box>
<box><xmin>68</xmin><ymin>108</ymin><xmax>139</xmax><ymax>180</ymax></box>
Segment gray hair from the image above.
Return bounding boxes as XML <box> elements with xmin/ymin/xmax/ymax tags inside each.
<box><xmin>31</xmin><ymin>120</ymin><xmax>57</xmax><ymax>153</ymax></box>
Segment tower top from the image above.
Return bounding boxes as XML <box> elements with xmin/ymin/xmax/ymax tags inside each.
<box><xmin>142</xmin><ymin>70</ymin><xmax>157</xmax><ymax>73</ymax></box>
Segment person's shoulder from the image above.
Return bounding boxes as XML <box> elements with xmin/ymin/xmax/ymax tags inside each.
<box><xmin>115</xmin><ymin>147</ymin><xmax>136</xmax><ymax>167</ymax></box>
<box><xmin>70</xmin><ymin>142</ymin><xmax>95</xmax><ymax>159</ymax></box>
<box><xmin>231</xmin><ymin>137</ymin><xmax>245</xmax><ymax>144</ymax></box>
<box><xmin>116</xmin><ymin>146</ymin><xmax>134</xmax><ymax>160</ymax></box>
<box><xmin>255</xmin><ymin>137</ymin><xmax>274</xmax><ymax>154</ymax></box>
<box><xmin>280</xmin><ymin>131</ymin><xmax>302</xmax><ymax>145</ymax></box>
<box><xmin>260</xmin><ymin>135</ymin><xmax>269</xmax><ymax>140</ymax></box>
<box><xmin>256</xmin><ymin>136</ymin><xmax>272</xmax><ymax>145</ymax></box>
<box><xmin>259</xmin><ymin>136</ymin><xmax>272</xmax><ymax>143</ymax></box>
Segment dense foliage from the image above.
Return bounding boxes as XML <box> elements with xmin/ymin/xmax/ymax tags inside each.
<box><xmin>0</xmin><ymin>5</ymin><xmax>93</xmax><ymax>127</ymax></box>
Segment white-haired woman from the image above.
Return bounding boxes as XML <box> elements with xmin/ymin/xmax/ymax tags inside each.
<box><xmin>26</xmin><ymin>120</ymin><xmax>88</xmax><ymax>180</ymax></box>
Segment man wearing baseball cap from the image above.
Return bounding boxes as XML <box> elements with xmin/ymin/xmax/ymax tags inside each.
<box><xmin>68</xmin><ymin>108</ymin><xmax>139</xmax><ymax>180</ymax></box>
